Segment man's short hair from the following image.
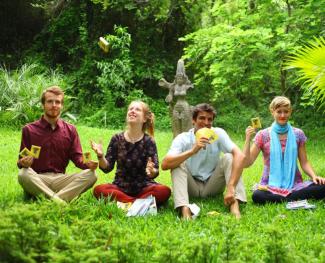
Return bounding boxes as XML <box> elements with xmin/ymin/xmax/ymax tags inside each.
<box><xmin>192</xmin><ymin>103</ymin><xmax>216</xmax><ymax>120</ymax></box>
<box><xmin>41</xmin><ymin>86</ymin><xmax>64</xmax><ymax>105</ymax></box>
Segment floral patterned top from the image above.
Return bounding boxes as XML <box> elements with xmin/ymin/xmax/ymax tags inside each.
<box><xmin>101</xmin><ymin>132</ymin><xmax>159</xmax><ymax>195</ymax></box>
<box><xmin>254</xmin><ymin>127</ymin><xmax>312</xmax><ymax>192</ymax></box>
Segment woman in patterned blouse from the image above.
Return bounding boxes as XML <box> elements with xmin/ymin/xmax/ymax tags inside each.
<box><xmin>91</xmin><ymin>100</ymin><xmax>171</xmax><ymax>205</ymax></box>
<box><xmin>243</xmin><ymin>96</ymin><xmax>325</xmax><ymax>204</ymax></box>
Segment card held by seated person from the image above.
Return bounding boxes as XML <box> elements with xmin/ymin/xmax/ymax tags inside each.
<box><xmin>19</xmin><ymin>147</ymin><xmax>32</xmax><ymax>158</ymax></box>
<box><xmin>31</xmin><ymin>145</ymin><xmax>41</xmax><ymax>159</ymax></box>
<box><xmin>251</xmin><ymin>117</ymin><xmax>262</xmax><ymax>129</ymax></box>
<box><xmin>195</xmin><ymin>127</ymin><xmax>218</xmax><ymax>143</ymax></box>
<box><xmin>83</xmin><ymin>152</ymin><xmax>91</xmax><ymax>164</ymax></box>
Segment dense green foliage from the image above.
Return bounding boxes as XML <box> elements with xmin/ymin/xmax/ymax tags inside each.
<box><xmin>0</xmin><ymin>0</ymin><xmax>324</xmax><ymax>129</ymax></box>
<box><xmin>1</xmin><ymin>0</ymin><xmax>324</xmax><ymax>130</ymax></box>
<box><xmin>25</xmin><ymin>0</ymin><xmax>202</xmax><ymax>106</ymax></box>
<box><xmin>181</xmin><ymin>0</ymin><xmax>325</xmax><ymax>107</ymax></box>
<box><xmin>1</xmin><ymin>126</ymin><xmax>325</xmax><ymax>262</ymax></box>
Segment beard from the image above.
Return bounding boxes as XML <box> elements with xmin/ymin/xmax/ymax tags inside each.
<box><xmin>44</xmin><ymin>109</ymin><xmax>61</xmax><ymax>119</ymax></box>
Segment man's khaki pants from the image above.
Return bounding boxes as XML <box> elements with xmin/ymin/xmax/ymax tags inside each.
<box><xmin>172</xmin><ymin>153</ymin><xmax>246</xmax><ymax>209</ymax></box>
<box><xmin>18</xmin><ymin>168</ymin><xmax>97</xmax><ymax>202</ymax></box>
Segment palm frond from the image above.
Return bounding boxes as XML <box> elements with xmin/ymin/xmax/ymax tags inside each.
<box><xmin>285</xmin><ymin>36</ymin><xmax>325</xmax><ymax>110</ymax></box>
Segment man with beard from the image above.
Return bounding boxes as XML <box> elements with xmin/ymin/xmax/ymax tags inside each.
<box><xmin>17</xmin><ymin>86</ymin><xmax>97</xmax><ymax>204</ymax></box>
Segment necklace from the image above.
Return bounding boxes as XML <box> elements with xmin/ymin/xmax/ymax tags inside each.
<box><xmin>126</xmin><ymin>131</ymin><xmax>143</xmax><ymax>144</ymax></box>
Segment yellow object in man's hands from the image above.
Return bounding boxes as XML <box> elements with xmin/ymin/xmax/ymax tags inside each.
<box><xmin>98</xmin><ymin>37</ymin><xmax>109</xmax><ymax>53</ymax></box>
<box><xmin>251</xmin><ymin>117</ymin><xmax>262</xmax><ymax>129</ymax></box>
<box><xmin>19</xmin><ymin>147</ymin><xmax>32</xmax><ymax>158</ymax></box>
<box><xmin>30</xmin><ymin>145</ymin><xmax>41</xmax><ymax>159</ymax></box>
<box><xmin>195</xmin><ymin>128</ymin><xmax>218</xmax><ymax>143</ymax></box>
<box><xmin>83</xmin><ymin>152</ymin><xmax>92</xmax><ymax>163</ymax></box>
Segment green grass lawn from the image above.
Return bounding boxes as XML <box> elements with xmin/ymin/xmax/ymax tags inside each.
<box><xmin>0</xmin><ymin>126</ymin><xmax>324</xmax><ymax>262</ymax></box>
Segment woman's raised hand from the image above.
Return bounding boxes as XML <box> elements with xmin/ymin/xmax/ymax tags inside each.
<box><xmin>245</xmin><ymin>126</ymin><xmax>256</xmax><ymax>141</ymax></box>
<box><xmin>90</xmin><ymin>140</ymin><xmax>103</xmax><ymax>157</ymax></box>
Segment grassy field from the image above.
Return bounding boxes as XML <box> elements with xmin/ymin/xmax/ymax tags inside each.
<box><xmin>0</xmin><ymin>126</ymin><xmax>324</xmax><ymax>262</ymax></box>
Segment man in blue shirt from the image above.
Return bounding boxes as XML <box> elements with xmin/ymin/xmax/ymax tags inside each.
<box><xmin>162</xmin><ymin>103</ymin><xmax>246</xmax><ymax>219</ymax></box>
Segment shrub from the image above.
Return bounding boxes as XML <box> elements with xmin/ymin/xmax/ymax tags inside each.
<box><xmin>0</xmin><ymin>63</ymin><xmax>68</xmax><ymax>126</ymax></box>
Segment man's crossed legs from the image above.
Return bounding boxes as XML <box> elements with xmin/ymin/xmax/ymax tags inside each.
<box><xmin>172</xmin><ymin>154</ymin><xmax>246</xmax><ymax>219</ymax></box>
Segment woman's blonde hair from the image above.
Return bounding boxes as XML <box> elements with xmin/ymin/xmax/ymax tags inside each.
<box><xmin>128</xmin><ymin>100</ymin><xmax>155</xmax><ymax>137</ymax></box>
<box><xmin>269</xmin><ymin>96</ymin><xmax>291</xmax><ymax>112</ymax></box>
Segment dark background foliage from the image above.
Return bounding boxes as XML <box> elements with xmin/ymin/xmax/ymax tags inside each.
<box><xmin>0</xmin><ymin>0</ymin><xmax>324</xmax><ymax>130</ymax></box>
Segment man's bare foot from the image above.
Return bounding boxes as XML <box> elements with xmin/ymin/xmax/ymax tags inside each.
<box><xmin>229</xmin><ymin>200</ymin><xmax>241</xmax><ymax>219</ymax></box>
<box><xmin>181</xmin><ymin>206</ymin><xmax>192</xmax><ymax>220</ymax></box>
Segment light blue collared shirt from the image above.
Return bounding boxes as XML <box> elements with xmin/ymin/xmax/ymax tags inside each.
<box><xmin>167</xmin><ymin>128</ymin><xmax>235</xmax><ymax>181</ymax></box>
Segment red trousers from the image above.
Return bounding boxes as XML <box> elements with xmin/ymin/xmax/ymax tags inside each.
<box><xmin>93</xmin><ymin>183</ymin><xmax>171</xmax><ymax>205</ymax></box>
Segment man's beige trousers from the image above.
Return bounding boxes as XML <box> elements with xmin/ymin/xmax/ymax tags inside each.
<box><xmin>18</xmin><ymin>168</ymin><xmax>97</xmax><ymax>202</ymax></box>
<box><xmin>172</xmin><ymin>153</ymin><xmax>247</xmax><ymax>208</ymax></box>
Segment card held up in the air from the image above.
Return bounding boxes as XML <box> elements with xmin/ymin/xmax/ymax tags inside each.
<box><xmin>98</xmin><ymin>37</ymin><xmax>109</xmax><ymax>53</ymax></box>
<box><xmin>251</xmin><ymin>117</ymin><xmax>262</xmax><ymax>129</ymax></box>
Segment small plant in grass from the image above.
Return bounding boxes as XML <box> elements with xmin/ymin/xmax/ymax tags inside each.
<box><xmin>265</xmin><ymin>224</ymin><xmax>294</xmax><ymax>263</ymax></box>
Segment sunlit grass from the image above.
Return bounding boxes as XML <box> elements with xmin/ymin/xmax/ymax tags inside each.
<box><xmin>0</xmin><ymin>126</ymin><xmax>324</xmax><ymax>262</ymax></box>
